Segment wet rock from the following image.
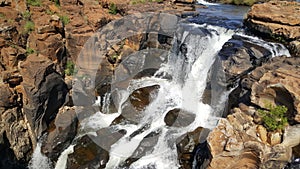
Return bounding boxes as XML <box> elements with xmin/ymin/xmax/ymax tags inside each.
<box><xmin>164</xmin><ymin>108</ymin><xmax>195</xmax><ymax>127</ymax></box>
<box><xmin>42</xmin><ymin>106</ymin><xmax>78</xmax><ymax>162</ymax></box>
<box><xmin>192</xmin><ymin>141</ymin><xmax>212</xmax><ymax>169</ymax></box>
<box><xmin>217</xmin><ymin>34</ymin><xmax>272</xmax><ymax>83</ymax></box>
<box><xmin>67</xmin><ymin>135</ymin><xmax>109</xmax><ymax>169</ymax></box>
<box><xmin>172</xmin><ymin>0</ymin><xmax>196</xmax><ymax>4</ymax></box>
<box><xmin>20</xmin><ymin>54</ymin><xmax>68</xmax><ymax>138</ymax></box>
<box><xmin>114</xmin><ymin>85</ymin><xmax>160</xmax><ymax>124</ymax></box>
<box><xmin>120</xmin><ymin>129</ymin><xmax>161</xmax><ymax>168</ymax></box>
<box><xmin>176</xmin><ymin>127</ymin><xmax>204</xmax><ymax>168</ymax></box>
<box><xmin>129</xmin><ymin>85</ymin><xmax>160</xmax><ymax>111</ymax></box>
<box><xmin>285</xmin><ymin>158</ymin><xmax>300</xmax><ymax>169</ymax></box>
<box><xmin>90</xmin><ymin>127</ymin><xmax>127</xmax><ymax>152</ymax></box>
<box><xmin>244</xmin><ymin>1</ymin><xmax>300</xmax><ymax>40</ymax></box>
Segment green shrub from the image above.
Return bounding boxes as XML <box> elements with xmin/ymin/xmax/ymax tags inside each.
<box><xmin>24</xmin><ymin>21</ymin><xmax>35</xmax><ymax>34</ymax></box>
<box><xmin>45</xmin><ymin>9</ymin><xmax>55</xmax><ymax>15</ymax></box>
<box><xmin>65</xmin><ymin>60</ymin><xmax>75</xmax><ymax>76</ymax></box>
<box><xmin>60</xmin><ymin>15</ymin><xmax>70</xmax><ymax>25</ymax></box>
<box><xmin>109</xmin><ymin>3</ymin><xmax>118</xmax><ymax>15</ymax></box>
<box><xmin>8</xmin><ymin>19</ymin><xmax>14</xmax><ymax>24</ymax></box>
<box><xmin>0</xmin><ymin>13</ymin><xmax>5</xmax><ymax>18</ymax></box>
<box><xmin>258</xmin><ymin>104</ymin><xmax>288</xmax><ymax>132</ymax></box>
<box><xmin>22</xmin><ymin>10</ymin><xmax>31</xmax><ymax>20</ymax></box>
<box><xmin>130</xmin><ymin>0</ymin><xmax>146</xmax><ymax>4</ymax></box>
<box><xmin>52</xmin><ymin>0</ymin><xmax>60</xmax><ymax>6</ymax></box>
<box><xmin>26</xmin><ymin>0</ymin><xmax>41</xmax><ymax>6</ymax></box>
<box><xmin>26</xmin><ymin>48</ymin><xmax>35</xmax><ymax>55</ymax></box>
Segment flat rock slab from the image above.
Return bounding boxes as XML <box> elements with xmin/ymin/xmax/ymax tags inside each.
<box><xmin>245</xmin><ymin>1</ymin><xmax>300</xmax><ymax>40</ymax></box>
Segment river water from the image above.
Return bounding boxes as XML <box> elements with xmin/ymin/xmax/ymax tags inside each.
<box><xmin>29</xmin><ymin>1</ymin><xmax>291</xmax><ymax>169</ymax></box>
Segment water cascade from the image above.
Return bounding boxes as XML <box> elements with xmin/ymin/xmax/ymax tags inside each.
<box><xmin>28</xmin><ymin>3</ymin><xmax>292</xmax><ymax>169</ymax></box>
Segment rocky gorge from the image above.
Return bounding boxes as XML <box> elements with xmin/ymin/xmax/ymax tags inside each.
<box><xmin>0</xmin><ymin>0</ymin><xmax>299</xmax><ymax>169</ymax></box>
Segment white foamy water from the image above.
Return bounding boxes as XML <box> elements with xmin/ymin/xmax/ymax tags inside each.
<box><xmin>29</xmin><ymin>143</ymin><xmax>52</xmax><ymax>169</ymax></box>
<box><xmin>236</xmin><ymin>33</ymin><xmax>291</xmax><ymax>57</ymax></box>
<box><xmin>197</xmin><ymin>0</ymin><xmax>218</xmax><ymax>6</ymax></box>
<box><xmin>54</xmin><ymin>145</ymin><xmax>75</xmax><ymax>169</ymax></box>
<box><xmin>102</xmin><ymin>24</ymin><xmax>235</xmax><ymax>169</ymax></box>
<box><xmin>73</xmin><ymin>23</ymin><xmax>290</xmax><ymax>169</ymax></box>
<box><xmin>33</xmin><ymin>15</ymin><xmax>291</xmax><ymax>169</ymax></box>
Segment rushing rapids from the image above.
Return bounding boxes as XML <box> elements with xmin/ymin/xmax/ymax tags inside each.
<box><xmin>28</xmin><ymin>2</ymin><xmax>292</xmax><ymax>169</ymax></box>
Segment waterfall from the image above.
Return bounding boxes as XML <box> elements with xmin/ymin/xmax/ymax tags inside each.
<box><xmin>28</xmin><ymin>143</ymin><xmax>52</xmax><ymax>169</ymax></box>
<box><xmin>44</xmin><ymin>10</ymin><xmax>292</xmax><ymax>169</ymax></box>
<box><xmin>74</xmin><ymin>20</ymin><xmax>290</xmax><ymax>168</ymax></box>
<box><xmin>81</xmin><ymin>23</ymin><xmax>236</xmax><ymax>169</ymax></box>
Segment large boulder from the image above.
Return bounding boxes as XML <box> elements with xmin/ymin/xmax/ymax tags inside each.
<box><xmin>41</xmin><ymin>106</ymin><xmax>78</xmax><ymax>162</ymax></box>
<box><xmin>66</xmin><ymin>135</ymin><xmax>110</xmax><ymax>169</ymax></box>
<box><xmin>216</xmin><ymin>34</ymin><xmax>273</xmax><ymax>83</ymax></box>
<box><xmin>20</xmin><ymin>54</ymin><xmax>68</xmax><ymax>138</ymax></box>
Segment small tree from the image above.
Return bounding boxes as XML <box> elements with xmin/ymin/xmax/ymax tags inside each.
<box><xmin>65</xmin><ymin>60</ymin><xmax>75</xmax><ymax>76</ymax></box>
<box><xmin>258</xmin><ymin>104</ymin><xmax>288</xmax><ymax>132</ymax></box>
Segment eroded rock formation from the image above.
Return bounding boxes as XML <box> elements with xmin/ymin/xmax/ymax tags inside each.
<box><xmin>244</xmin><ymin>1</ymin><xmax>300</xmax><ymax>56</ymax></box>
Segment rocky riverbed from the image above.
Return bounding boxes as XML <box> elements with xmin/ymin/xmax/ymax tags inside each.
<box><xmin>0</xmin><ymin>0</ymin><xmax>300</xmax><ymax>169</ymax></box>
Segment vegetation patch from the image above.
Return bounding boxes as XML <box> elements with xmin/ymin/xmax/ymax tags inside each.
<box><xmin>0</xmin><ymin>13</ymin><xmax>5</xmax><ymax>18</ymax></box>
<box><xmin>26</xmin><ymin>0</ymin><xmax>42</xmax><ymax>6</ymax></box>
<box><xmin>258</xmin><ymin>104</ymin><xmax>288</xmax><ymax>132</ymax></box>
<box><xmin>109</xmin><ymin>3</ymin><xmax>118</xmax><ymax>15</ymax></box>
<box><xmin>65</xmin><ymin>60</ymin><xmax>76</xmax><ymax>76</ymax></box>
<box><xmin>45</xmin><ymin>9</ymin><xmax>55</xmax><ymax>15</ymax></box>
<box><xmin>59</xmin><ymin>15</ymin><xmax>70</xmax><ymax>25</ymax></box>
<box><xmin>24</xmin><ymin>21</ymin><xmax>35</xmax><ymax>34</ymax></box>
<box><xmin>22</xmin><ymin>10</ymin><xmax>31</xmax><ymax>20</ymax></box>
<box><xmin>26</xmin><ymin>48</ymin><xmax>35</xmax><ymax>55</ymax></box>
<box><xmin>51</xmin><ymin>0</ymin><xmax>60</xmax><ymax>6</ymax></box>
